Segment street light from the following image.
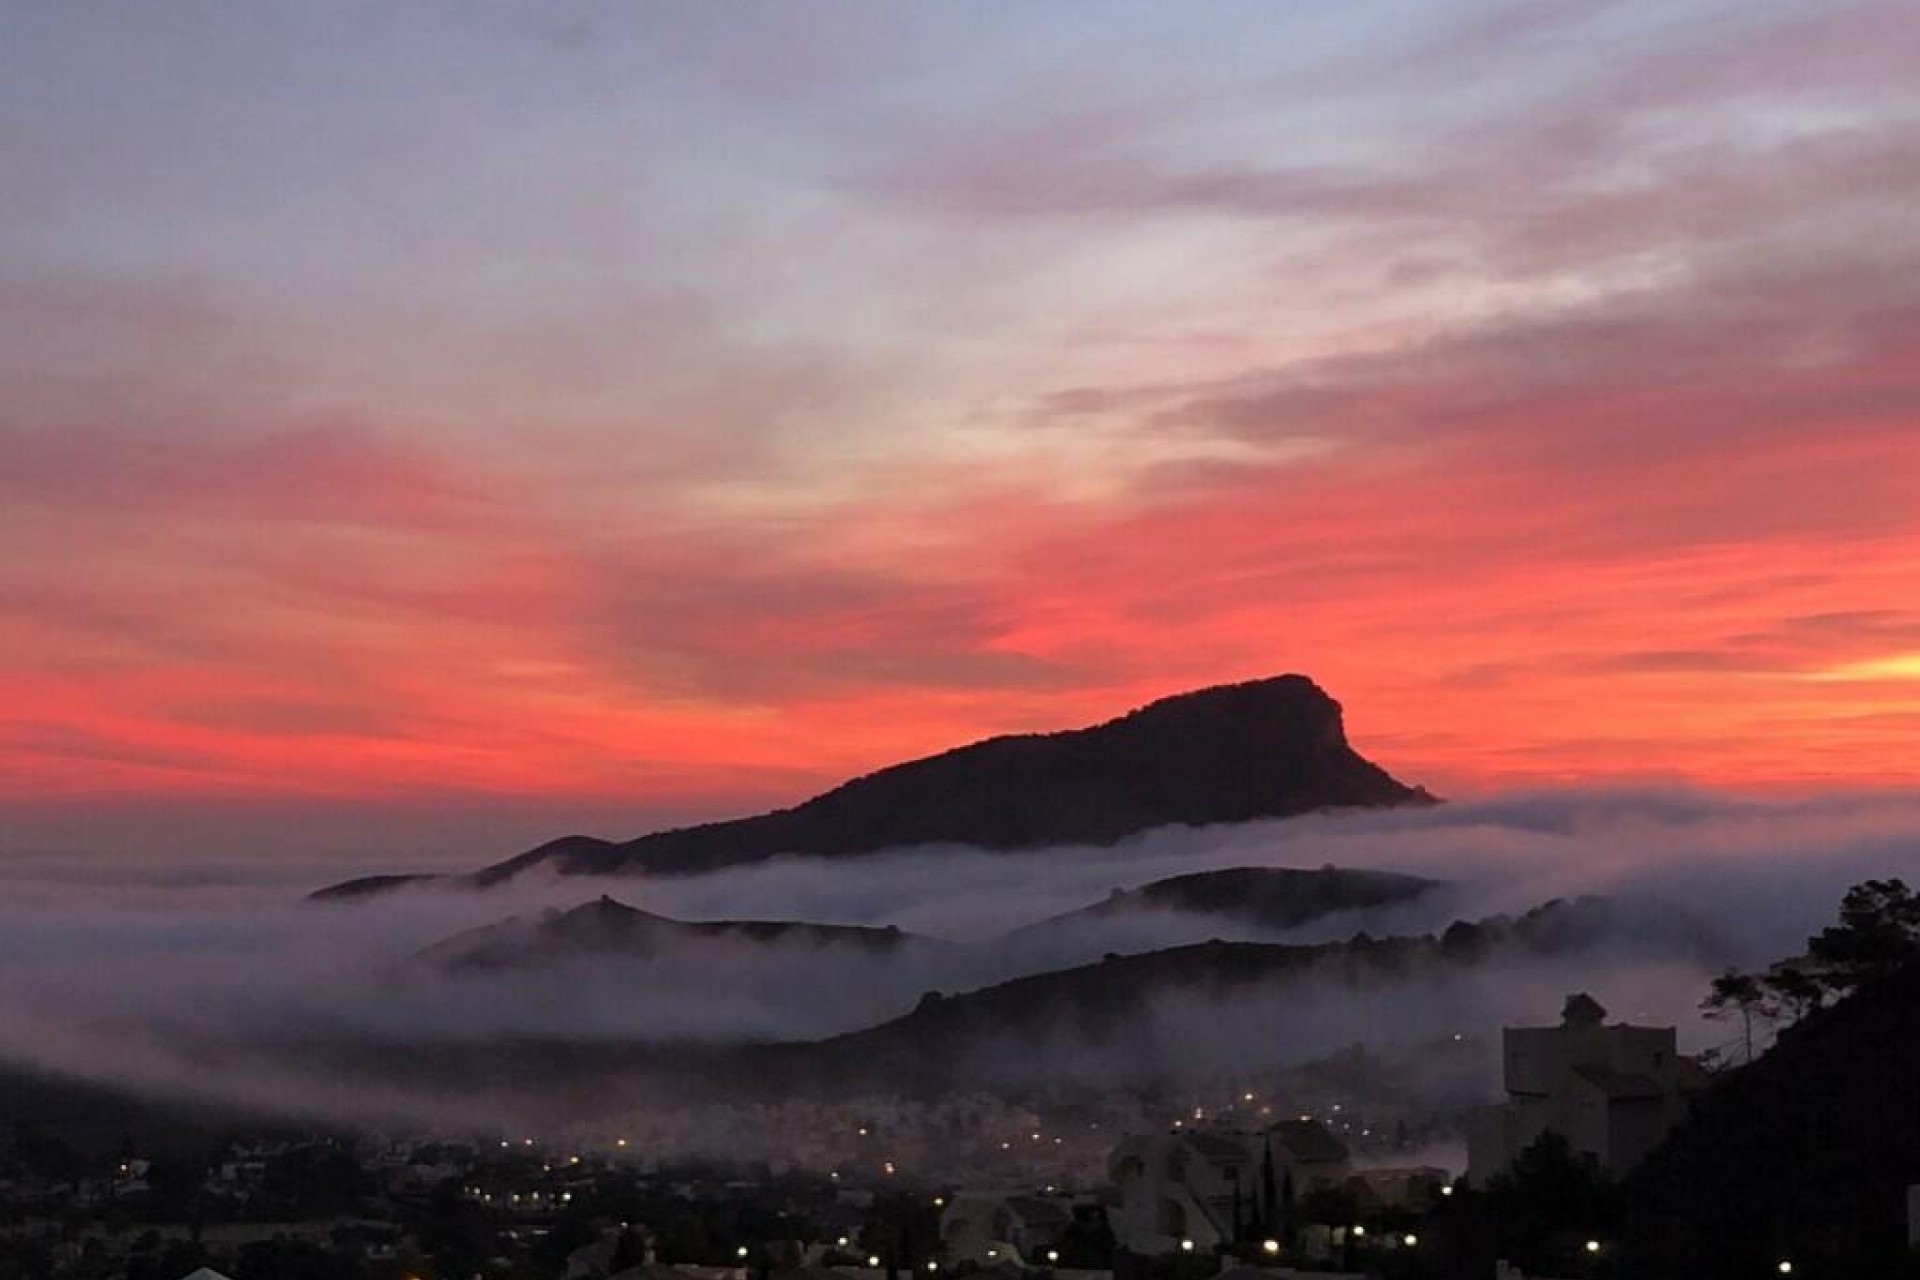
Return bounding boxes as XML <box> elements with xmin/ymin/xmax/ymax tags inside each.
<box><xmin>1778</xmin><ymin>1264</ymin><xmax>1793</xmax><ymax>1276</ymax></box>
<box><xmin>1586</xmin><ymin>1240</ymin><xmax>1601</xmax><ymax>1255</ymax></box>
<box><xmin>1262</xmin><ymin>1240</ymin><xmax>1280</xmax><ymax>1256</ymax></box>
<box><xmin>1046</xmin><ymin>1250</ymin><xmax>1059</xmax><ymax>1263</ymax></box>
<box><xmin>868</xmin><ymin>1257</ymin><xmax>881</xmax><ymax>1269</ymax></box>
<box><xmin>1402</xmin><ymin>1234</ymin><xmax>1418</xmax><ymax>1248</ymax></box>
<box><xmin>1180</xmin><ymin>1240</ymin><xmax>1195</xmax><ymax>1253</ymax></box>
<box><xmin>1350</xmin><ymin>1225</ymin><xmax>1365</xmax><ymax>1239</ymax></box>
<box><xmin>737</xmin><ymin>1246</ymin><xmax>750</xmax><ymax>1259</ymax></box>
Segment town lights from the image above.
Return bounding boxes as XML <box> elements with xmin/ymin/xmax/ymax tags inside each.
<box><xmin>737</xmin><ymin>1247</ymin><xmax>750</xmax><ymax>1258</ymax></box>
<box><xmin>837</xmin><ymin>1237</ymin><xmax>849</xmax><ymax>1248</ymax></box>
<box><xmin>1586</xmin><ymin>1240</ymin><xmax>1601</xmax><ymax>1254</ymax></box>
<box><xmin>868</xmin><ymin>1258</ymin><xmax>881</xmax><ymax>1269</ymax></box>
<box><xmin>1402</xmin><ymin>1234</ymin><xmax>1418</xmax><ymax>1248</ymax></box>
<box><xmin>1440</xmin><ymin>1184</ymin><xmax>1454</xmax><ymax>1197</ymax></box>
<box><xmin>1778</xmin><ymin>1264</ymin><xmax>1793</xmax><ymax>1276</ymax></box>
<box><xmin>1046</xmin><ymin>1251</ymin><xmax>1060</xmax><ymax>1263</ymax></box>
<box><xmin>1262</xmin><ymin>1240</ymin><xmax>1280</xmax><ymax>1255</ymax></box>
<box><xmin>927</xmin><ymin>1263</ymin><xmax>939</xmax><ymax>1273</ymax></box>
<box><xmin>1180</xmin><ymin>1240</ymin><xmax>1195</xmax><ymax>1253</ymax></box>
<box><xmin>1350</xmin><ymin>1226</ymin><xmax>1365</xmax><ymax>1239</ymax></box>
<box><xmin>617</xmin><ymin>1137</ymin><xmax>628</xmax><ymax>1147</ymax></box>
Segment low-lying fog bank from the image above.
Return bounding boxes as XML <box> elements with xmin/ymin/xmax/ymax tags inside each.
<box><xmin>2</xmin><ymin>788</ymin><xmax>1915</xmax><ymax>1139</ymax></box>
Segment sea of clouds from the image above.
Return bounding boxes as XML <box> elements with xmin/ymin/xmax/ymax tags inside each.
<box><xmin>2</xmin><ymin>788</ymin><xmax>1915</xmax><ymax>1133</ymax></box>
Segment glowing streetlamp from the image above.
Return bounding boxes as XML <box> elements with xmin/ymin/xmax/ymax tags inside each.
<box><xmin>1586</xmin><ymin>1240</ymin><xmax>1601</xmax><ymax>1255</ymax></box>
<box><xmin>1046</xmin><ymin>1250</ymin><xmax>1059</xmax><ymax>1263</ymax></box>
<box><xmin>1778</xmin><ymin>1264</ymin><xmax>1794</xmax><ymax>1276</ymax></box>
<box><xmin>1402</xmin><ymin>1234</ymin><xmax>1418</xmax><ymax>1248</ymax></box>
<box><xmin>737</xmin><ymin>1246</ymin><xmax>750</xmax><ymax>1259</ymax></box>
<box><xmin>868</xmin><ymin>1257</ymin><xmax>881</xmax><ymax>1269</ymax></box>
<box><xmin>1261</xmin><ymin>1239</ymin><xmax>1280</xmax><ymax>1255</ymax></box>
<box><xmin>1350</xmin><ymin>1225</ymin><xmax>1365</xmax><ymax>1239</ymax></box>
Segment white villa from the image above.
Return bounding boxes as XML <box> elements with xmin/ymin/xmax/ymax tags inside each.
<box><xmin>1108</xmin><ymin>1120</ymin><xmax>1350</xmax><ymax>1256</ymax></box>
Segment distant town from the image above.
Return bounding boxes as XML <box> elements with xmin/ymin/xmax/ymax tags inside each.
<box><xmin>9</xmin><ymin>871</ymin><xmax>1920</xmax><ymax>1280</ymax></box>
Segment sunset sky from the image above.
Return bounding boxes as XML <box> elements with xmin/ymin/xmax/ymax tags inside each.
<box><xmin>4</xmin><ymin>1</ymin><xmax>1919</xmax><ymax>860</ymax></box>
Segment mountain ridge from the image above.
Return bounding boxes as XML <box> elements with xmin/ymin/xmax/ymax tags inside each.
<box><xmin>405</xmin><ymin>865</ymin><xmax>1451</xmax><ymax>975</ymax></box>
<box><xmin>414</xmin><ymin>894</ymin><xmax>929</xmax><ymax>972</ymax></box>
<box><xmin>312</xmin><ymin>675</ymin><xmax>1434</xmax><ymax>900</ymax></box>
<box><xmin>1006</xmin><ymin>864</ymin><xmax>1439</xmax><ymax>942</ymax></box>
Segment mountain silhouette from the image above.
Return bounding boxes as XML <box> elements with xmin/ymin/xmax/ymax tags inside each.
<box><xmin>312</xmin><ymin>675</ymin><xmax>1433</xmax><ymax>899</ymax></box>
<box><xmin>414</xmin><ymin>894</ymin><xmax>930</xmax><ymax>972</ymax></box>
<box><xmin>1007</xmin><ymin>865</ymin><xmax>1438</xmax><ymax>942</ymax></box>
<box><xmin>409</xmin><ymin>865</ymin><xmax>1441</xmax><ymax>977</ymax></box>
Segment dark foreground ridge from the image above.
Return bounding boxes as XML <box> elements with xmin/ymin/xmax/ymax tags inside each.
<box><xmin>311</xmin><ymin>674</ymin><xmax>1434</xmax><ymax>899</ymax></box>
<box><xmin>1618</xmin><ymin>959</ymin><xmax>1920</xmax><ymax>1278</ymax></box>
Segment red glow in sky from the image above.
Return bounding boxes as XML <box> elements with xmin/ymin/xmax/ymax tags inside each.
<box><xmin>3</xmin><ymin>3</ymin><xmax>1918</xmax><ymax>854</ymax></box>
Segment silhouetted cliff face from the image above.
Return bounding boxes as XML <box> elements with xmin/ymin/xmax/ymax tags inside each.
<box><xmin>313</xmin><ymin>675</ymin><xmax>1433</xmax><ymax>898</ymax></box>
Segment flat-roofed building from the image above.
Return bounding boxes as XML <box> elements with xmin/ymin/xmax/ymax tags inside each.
<box><xmin>1466</xmin><ymin>993</ymin><xmax>1704</xmax><ymax>1185</ymax></box>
